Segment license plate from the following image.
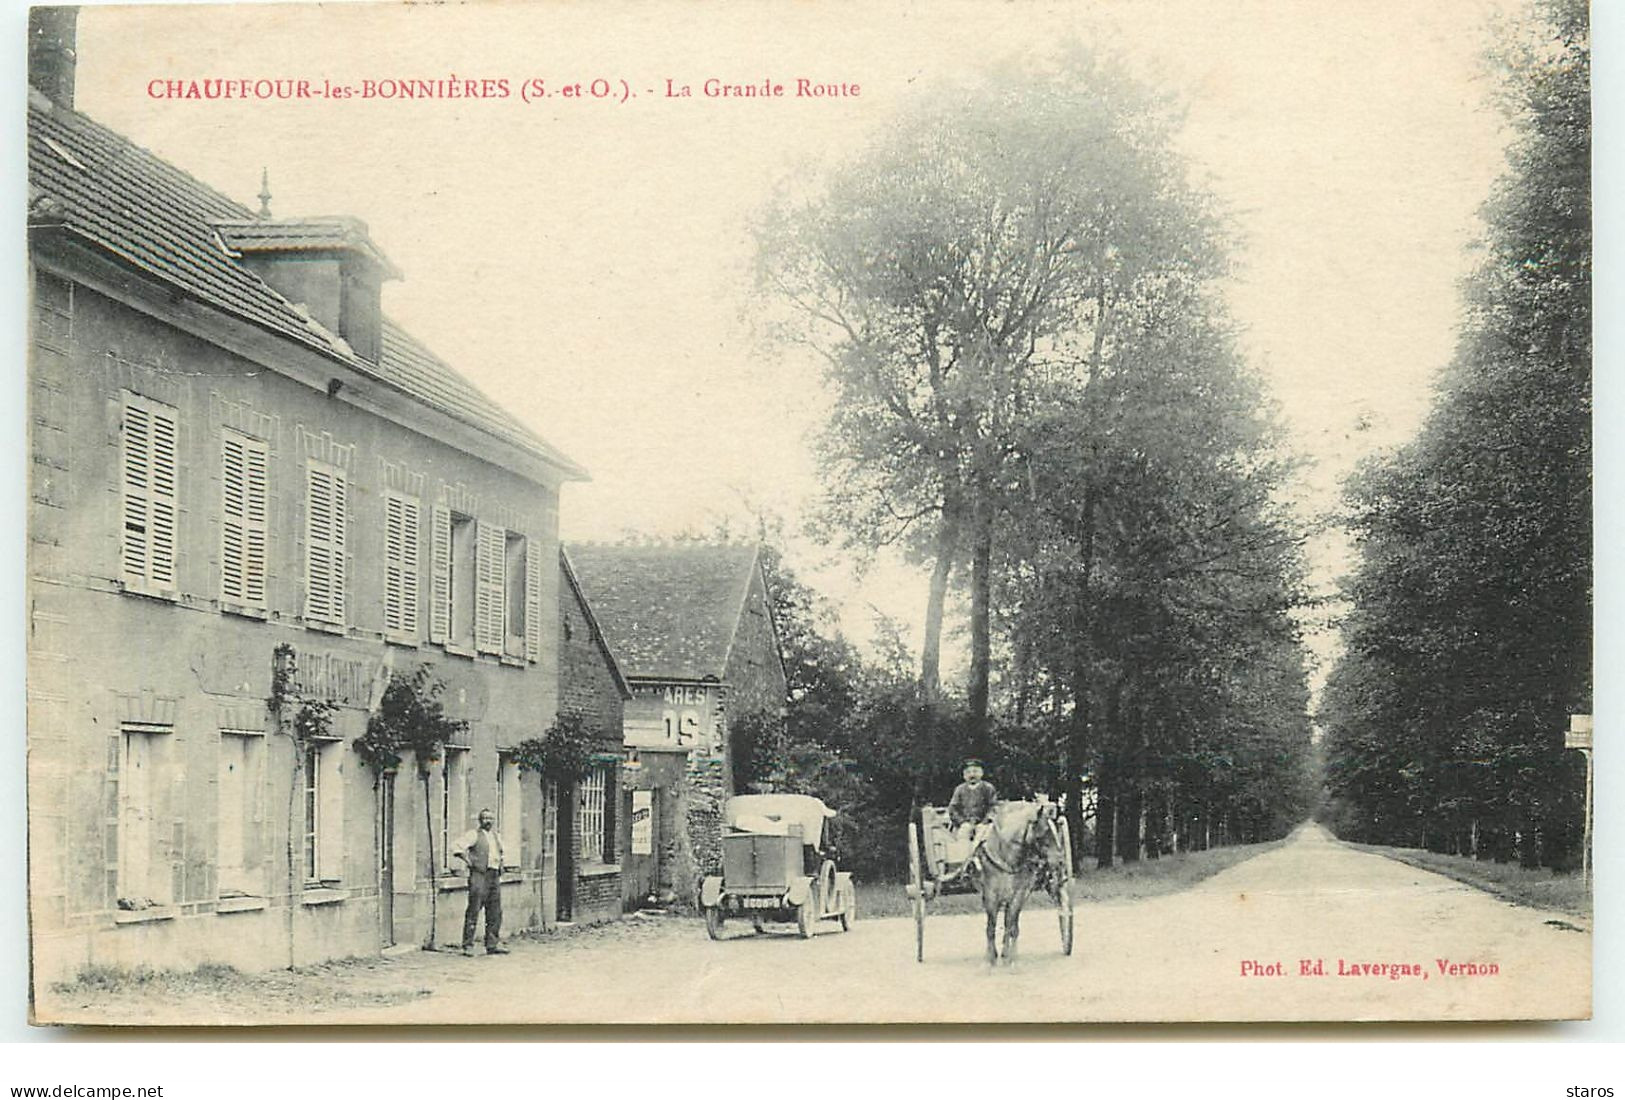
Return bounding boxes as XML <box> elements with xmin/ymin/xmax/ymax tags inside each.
<box><xmin>740</xmin><ymin>896</ymin><xmax>780</xmax><ymax>909</ymax></box>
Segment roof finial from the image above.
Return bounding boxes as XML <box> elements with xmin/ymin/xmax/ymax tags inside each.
<box><xmin>256</xmin><ymin>167</ymin><xmax>272</xmax><ymax>219</ymax></box>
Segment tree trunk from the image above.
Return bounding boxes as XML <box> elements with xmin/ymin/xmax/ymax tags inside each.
<box><xmin>1095</xmin><ymin>786</ymin><xmax>1115</xmax><ymax>870</ymax></box>
<box><xmin>967</xmin><ymin>495</ymin><xmax>994</xmax><ymax>757</ymax></box>
<box><xmin>1120</xmin><ymin>786</ymin><xmax>1143</xmax><ymax>863</ymax></box>
<box><xmin>919</xmin><ymin>503</ymin><xmax>960</xmax><ymax>704</ymax></box>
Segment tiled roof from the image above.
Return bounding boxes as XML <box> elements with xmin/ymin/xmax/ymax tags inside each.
<box><xmin>563</xmin><ymin>543</ymin><xmax>762</xmax><ymax>682</ymax></box>
<box><xmin>26</xmin><ymin>91</ymin><xmax>581</xmax><ymax>477</ymax></box>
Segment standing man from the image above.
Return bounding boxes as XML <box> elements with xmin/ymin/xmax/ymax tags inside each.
<box><xmin>453</xmin><ymin>808</ymin><xmax>509</xmax><ymax>956</ymax></box>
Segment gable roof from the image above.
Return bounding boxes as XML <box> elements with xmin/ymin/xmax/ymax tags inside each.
<box><xmin>559</xmin><ymin>548</ymin><xmax>633</xmax><ymax>701</ymax></box>
<box><xmin>26</xmin><ymin>91</ymin><xmax>583</xmax><ymax>478</ymax></box>
<box><xmin>563</xmin><ymin>543</ymin><xmax>764</xmax><ymax>683</ymax></box>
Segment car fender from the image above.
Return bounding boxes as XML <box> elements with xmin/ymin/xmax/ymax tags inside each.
<box><xmin>785</xmin><ymin>876</ymin><xmax>813</xmax><ymax>907</ymax></box>
<box><xmin>700</xmin><ymin>876</ymin><xmax>724</xmax><ymax>909</ymax></box>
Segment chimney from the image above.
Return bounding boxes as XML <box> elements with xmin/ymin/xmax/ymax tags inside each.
<box><xmin>214</xmin><ymin>216</ymin><xmax>401</xmax><ymax>364</ymax></box>
<box><xmin>28</xmin><ymin>7</ymin><xmax>78</xmax><ymax>109</ymax></box>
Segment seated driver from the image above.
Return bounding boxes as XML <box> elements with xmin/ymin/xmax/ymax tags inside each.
<box><xmin>948</xmin><ymin>758</ymin><xmax>998</xmax><ymax>861</ymax></box>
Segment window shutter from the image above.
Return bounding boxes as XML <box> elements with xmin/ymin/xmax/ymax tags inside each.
<box><xmin>475</xmin><ymin>521</ymin><xmax>506</xmax><ymax>654</ymax></box>
<box><xmin>429</xmin><ymin>505</ymin><xmax>451</xmax><ymax>644</ymax></box>
<box><xmin>221</xmin><ymin>432</ymin><xmax>268</xmax><ymax>608</ymax></box>
<box><xmin>305</xmin><ymin>463</ymin><xmax>348</xmax><ymax>625</ymax></box>
<box><xmin>148</xmin><ymin>406</ymin><xmax>178</xmax><ymax>590</ymax></box>
<box><xmin>384</xmin><ymin>493</ymin><xmax>419</xmax><ymax>637</ymax></box>
<box><xmin>524</xmin><ymin>542</ymin><xmax>542</xmax><ymax>663</ymax></box>
<box><xmin>244</xmin><ymin>441</ymin><xmax>268</xmax><ymax>606</ymax></box>
<box><xmin>121</xmin><ymin>396</ymin><xmax>179</xmax><ymax>592</ymax></box>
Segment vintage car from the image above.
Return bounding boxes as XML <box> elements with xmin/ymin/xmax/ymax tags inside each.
<box><xmin>701</xmin><ymin>793</ymin><xmax>857</xmax><ymax>939</ymax></box>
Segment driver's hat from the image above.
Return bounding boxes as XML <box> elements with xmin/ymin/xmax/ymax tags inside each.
<box><xmin>962</xmin><ymin>757</ymin><xmax>985</xmax><ymax>769</ymax></box>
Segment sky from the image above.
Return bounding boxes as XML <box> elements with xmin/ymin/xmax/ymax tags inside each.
<box><xmin>65</xmin><ymin>0</ymin><xmax>1524</xmax><ymax>693</ymax></box>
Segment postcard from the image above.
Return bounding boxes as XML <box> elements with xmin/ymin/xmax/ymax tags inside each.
<box><xmin>25</xmin><ymin>0</ymin><xmax>1592</xmax><ymax>1025</ymax></box>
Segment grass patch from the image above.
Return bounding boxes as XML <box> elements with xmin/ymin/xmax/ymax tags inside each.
<box><xmin>49</xmin><ymin>956</ymin><xmax>433</xmax><ymax>1017</ymax></box>
<box><xmin>1352</xmin><ymin>843</ymin><xmax>1592</xmax><ymax>920</ymax></box>
<box><xmin>855</xmin><ymin>839</ymin><xmax>1282</xmax><ymax>919</ymax></box>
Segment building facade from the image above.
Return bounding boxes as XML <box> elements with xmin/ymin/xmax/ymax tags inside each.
<box><xmin>564</xmin><ymin>543</ymin><xmax>789</xmax><ymax>907</ymax></box>
<box><xmin>26</xmin><ymin>20</ymin><xmax>592</xmax><ymax>983</ymax></box>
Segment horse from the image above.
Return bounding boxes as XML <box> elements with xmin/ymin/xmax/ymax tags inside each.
<box><xmin>969</xmin><ymin>800</ymin><xmax>1067</xmax><ymax>966</ymax></box>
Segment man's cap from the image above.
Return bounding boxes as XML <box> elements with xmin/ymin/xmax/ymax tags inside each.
<box><xmin>963</xmin><ymin>757</ymin><xmax>984</xmax><ymax>768</ymax></box>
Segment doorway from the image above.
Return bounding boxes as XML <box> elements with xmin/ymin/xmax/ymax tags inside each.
<box><xmin>555</xmin><ymin>781</ymin><xmax>575</xmax><ymax>922</ymax></box>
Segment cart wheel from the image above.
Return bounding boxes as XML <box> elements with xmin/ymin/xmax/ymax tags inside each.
<box><xmin>704</xmin><ymin>905</ymin><xmax>725</xmax><ymax>941</ymax></box>
<box><xmin>796</xmin><ymin>901</ymin><xmax>814</xmax><ymax>939</ymax></box>
<box><xmin>839</xmin><ymin>884</ymin><xmax>856</xmax><ymax>932</ymax></box>
<box><xmin>1058</xmin><ymin>818</ymin><xmax>1075</xmax><ymax>957</ymax></box>
<box><xmin>908</xmin><ymin>821</ymin><xmax>925</xmax><ymax>962</ymax></box>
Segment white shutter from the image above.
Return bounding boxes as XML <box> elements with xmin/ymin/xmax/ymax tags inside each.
<box><xmin>121</xmin><ymin>395</ymin><xmax>179</xmax><ymax>592</ymax></box>
<box><xmin>121</xmin><ymin>401</ymin><xmax>152</xmax><ymax>583</ymax></box>
<box><xmin>244</xmin><ymin>441</ymin><xmax>268</xmax><ymax>606</ymax></box>
<box><xmin>384</xmin><ymin>492</ymin><xmax>420</xmax><ymax>638</ymax></box>
<box><xmin>221</xmin><ymin>432</ymin><xmax>268</xmax><ymax>608</ymax></box>
<box><xmin>475</xmin><ymin>521</ymin><xmax>505</xmax><ymax>654</ymax></box>
<box><xmin>429</xmin><ymin>505</ymin><xmax>451</xmax><ymax>644</ymax></box>
<box><xmin>305</xmin><ymin>463</ymin><xmax>348</xmax><ymax>626</ymax></box>
<box><xmin>148</xmin><ymin>406</ymin><xmax>178</xmax><ymax>589</ymax></box>
<box><xmin>525</xmin><ymin>542</ymin><xmax>542</xmax><ymax>663</ymax></box>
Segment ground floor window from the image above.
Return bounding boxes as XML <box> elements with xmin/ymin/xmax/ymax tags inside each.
<box><xmin>440</xmin><ymin>747</ymin><xmax>470</xmax><ymax>873</ymax></box>
<box><xmin>497</xmin><ymin>753</ymin><xmax>521</xmax><ymax>868</ymax></box>
<box><xmin>577</xmin><ymin>765</ymin><xmax>617</xmax><ymax>865</ymax></box>
<box><xmin>119</xmin><ymin>723</ymin><xmax>175</xmax><ymax>908</ymax></box>
<box><xmin>218</xmin><ymin>731</ymin><xmax>266</xmax><ymax>897</ymax></box>
<box><xmin>303</xmin><ymin>740</ymin><xmax>344</xmax><ymax>884</ymax></box>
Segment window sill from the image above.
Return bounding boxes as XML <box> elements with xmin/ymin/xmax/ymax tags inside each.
<box><xmin>499</xmin><ymin>872</ymin><xmax>524</xmax><ymax>885</ymax></box>
<box><xmin>220</xmin><ymin>602</ymin><xmax>269</xmax><ymax>622</ymax></box>
<box><xmin>384</xmin><ymin>632</ymin><xmax>421</xmax><ymax>650</ymax></box>
<box><xmin>436</xmin><ymin>875</ymin><xmax>469</xmax><ymax>893</ymax></box>
<box><xmin>215</xmin><ymin>896</ymin><xmax>267</xmax><ymax>914</ymax></box>
<box><xmin>117</xmin><ymin>583</ymin><xmax>178</xmax><ymax>604</ymax></box>
<box><xmin>301</xmin><ymin>887</ymin><xmax>346</xmax><ymax>907</ymax></box>
<box><xmin>579</xmin><ymin>863</ymin><xmax>621</xmax><ymax>878</ymax></box>
<box><xmin>114</xmin><ymin>905</ymin><xmax>177</xmax><ymax>925</ymax></box>
<box><xmin>443</xmin><ymin>642</ymin><xmax>476</xmax><ymax>659</ymax></box>
<box><xmin>304</xmin><ymin>619</ymin><xmax>346</xmax><ymax>636</ymax></box>
<box><xmin>499</xmin><ymin>654</ymin><xmax>526</xmax><ymax>669</ymax></box>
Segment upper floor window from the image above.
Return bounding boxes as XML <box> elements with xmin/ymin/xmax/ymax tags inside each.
<box><xmin>220</xmin><ymin>430</ymin><xmax>269</xmax><ymax>611</ymax></box>
<box><xmin>120</xmin><ymin>393</ymin><xmax>179</xmax><ymax>595</ymax></box>
<box><xmin>383</xmin><ymin>491</ymin><xmax>421</xmax><ymax>641</ymax></box>
<box><xmin>430</xmin><ymin>507</ymin><xmax>541</xmax><ymax>662</ymax></box>
<box><xmin>304</xmin><ymin>460</ymin><xmax>348</xmax><ymax>627</ymax></box>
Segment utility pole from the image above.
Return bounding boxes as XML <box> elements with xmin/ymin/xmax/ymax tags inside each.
<box><xmin>1566</xmin><ymin>714</ymin><xmax>1593</xmax><ymax>888</ymax></box>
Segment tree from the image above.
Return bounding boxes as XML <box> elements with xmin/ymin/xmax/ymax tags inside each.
<box><xmin>1321</xmin><ymin>0</ymin><xmax>1589</xmax><ymax>868</ymax></box>
<box><xmin>358</xmin><ymin>665</ymin><xmax>468</xmax><ymax>948</ymax></box>
<box><xmin>757</xmin><ymin>52</ymin><xmax>1224</xmax><ymax>736</ymax></box>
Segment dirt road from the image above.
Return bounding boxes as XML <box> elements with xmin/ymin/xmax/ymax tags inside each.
<box><xmin>313</xmin><ymin>824</ymin><xmax>1587</xmax><ymax>1025</ymax></box>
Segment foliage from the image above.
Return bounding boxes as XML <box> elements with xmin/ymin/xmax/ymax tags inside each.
<box><xmin>267</xmin><ymin>642</ymin><xmax>339</xmax><ymax>748</ymax></box>
<box><xmin>753</xmin><ymin>50</ymin><xmax>1320</xmax><ymax>875</ymax></box>
<box><xmin>512</xmin><ymin>714</ymin><xmax>597</xmax><ymax>785</ymax></box>
<box><xmin>757</xmin><ymin>51</ymin><xmax>1227</xmax><ymax>711</ymax></box>
<box><xmin>1319</xmin><ymin>0</ymin><xmax>1590</xmax><ymax>870</ymax></box>
<box><xmin>358</xmin><ymin>664</ymin><xmax>468</xmax><ymax>777</ymax></box>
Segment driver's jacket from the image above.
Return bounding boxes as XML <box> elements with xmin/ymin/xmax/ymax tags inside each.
<box><xmin>948</xmin><ymin>780</ymin><xmax>998</xmax><ymax>828</ymax></box>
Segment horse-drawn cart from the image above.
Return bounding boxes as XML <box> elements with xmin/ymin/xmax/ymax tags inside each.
<box><xmin>701</xmin><ymin>794</ymin><xmax>856</xmax><ymax>939</ymax></box>
<box><xmin>906</xmin><ymin>800</ymin><xmax>1075</xmax><ymax>963</ymax></box>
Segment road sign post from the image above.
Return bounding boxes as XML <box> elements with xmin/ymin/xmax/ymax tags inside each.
<box><xmin>1567</xmin><ymin>715</ymin><xmax>1593</xmax><ymax>888</ymax></box>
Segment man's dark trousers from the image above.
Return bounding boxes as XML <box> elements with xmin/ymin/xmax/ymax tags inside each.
<box><xmin>463</xmin><ymin>868</ymin><xmax>502</xmax><ymax>950</ymax></box>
